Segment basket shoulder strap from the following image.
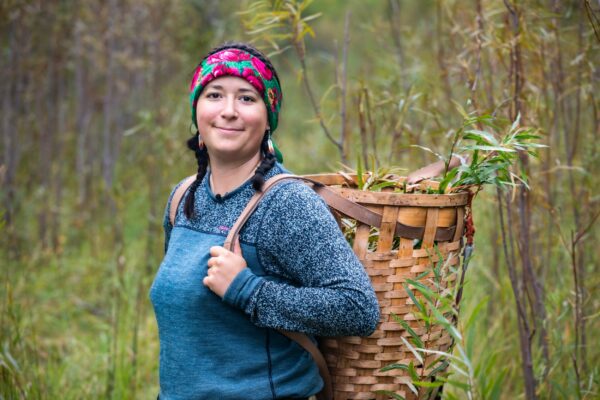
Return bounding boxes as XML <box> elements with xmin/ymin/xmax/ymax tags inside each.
<box><xmin>299</xmin><ymin>177</ymin><xmax>382</xmax><ymax>227</ymax></box>
<box><xmin>223</xmin><ymin>174</ymin><xmax>297</xmax><ymax>251</ymax></box>
<box><xmin>169</xmin><ymin>175</ymin><xmax>196</xmax><ymax>226</ymax></box>
<box><xmin>219</xmin><ymin>175</ymin><xmax>334</xmax><ymax>399</ymax></box>
<box><xmin>279</xmin><ymin>330</ymin><xmax>333</xmax><ymax>400</ymax></box>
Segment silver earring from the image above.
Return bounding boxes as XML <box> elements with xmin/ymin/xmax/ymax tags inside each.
<box><xmin>266</xmin><ymin>129</ymin><xmax>275</xmax><ymax>155</ymax></box>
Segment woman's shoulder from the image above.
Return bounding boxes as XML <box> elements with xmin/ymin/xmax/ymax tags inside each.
<box><xmin>166</xmin><ymin>175</ymin><xmax>197</xmax><ymax>205</ymax></box>
<box><xmin>163</xmin><ymin>174</ymin><xmax>198</xmax><ymax>225</ymax></box>
<box><xmin>267</xmin><ymin>165</ymin><xmax>324</xmax><ymax>204</ymax></box>
<box><xmin>259</xmin><ymin>167</ymin><xmax>331</xmax><ymax>224</ymax></box>
<box><xmin>173</xmin><ymin>174</ymin><xmax>197</xmax><ymax>193</ymax></box>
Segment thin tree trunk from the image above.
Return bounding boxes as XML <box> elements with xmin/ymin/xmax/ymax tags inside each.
<box><xmin>504</xmin><ymin>1</ymin><xmax>541</xmax><ymax>397</ymax></box>
<box><xmin>74</xmin><ymin>16</ymin><xmax>91</xmax><ymax>206</ymax></box>
<box><xmin>102</xmin><ymin>0</ymin><xmax>118</xmax><ymax>190</ymax></box>
<box><xmin>388</xmin><ymin>0</ymin><xmax>405</xmax><ymax>78</ymax></box>
<box><xmin>569</xmin><ymin>5</ymin><xmax>587</xmax><ymax>373</ymax></box>
<box><xmin>38</xmin><ymin>51</ymin><xmax>58</xmax><ymax>250</ymax></box>
<box><xmin>498</xmin><ymin>189</ymin><xmax>537</xmax><ymax>400</ymax></box>
<box><xmin>476</xmin><ymin>0</ymin><xmax>495</xmax><ymax>110</ymax></box>
<box><xmin>339</xmin><ymin>11</ymin><xmax>350</xmax><ymax>164</ymax></box>
<box><xmin>103</xmin><ymin>2</ymin><xmax>119</xmax><ymax>398</ymax></box>
<box><xmin>357</xmin><ymin>90</ymin><xmax>369</xmax><ymax>169</ymax></box>
<box><xmin>52</xmin><ymin>49</ymin><xmax>66</xmax><ymax>253</ymax></box>
<box><xmin>436</xmin><ymin>1</ymin><xmax>453</xmax><ymax>104</ymax></box>
<box><xmin>2</xmin><ymin>19</ymin><xmax>18</xmax><ymax>234</ymax></box>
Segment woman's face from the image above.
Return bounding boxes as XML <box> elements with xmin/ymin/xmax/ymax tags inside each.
<box><xmin>196</xmin><ymin>76</ymin><xmax>268</xmax><ymax>163</ymax></box>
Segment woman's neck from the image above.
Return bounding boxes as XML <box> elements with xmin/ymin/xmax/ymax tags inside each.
<box><xmin>209</xmin><ymin>154</ymin><xmax>262</xmax><ymax>196</ymax></box>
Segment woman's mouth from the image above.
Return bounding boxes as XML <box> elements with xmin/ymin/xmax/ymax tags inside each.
<box><xmin>215</xmin><ymin>126</ymin><xmax>244</xmax><ymax>134</ymax></box>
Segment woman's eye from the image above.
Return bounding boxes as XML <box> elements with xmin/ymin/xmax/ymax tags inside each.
<box><xmin>240</xmin><ymin>95</ymin><xmax>256</xmax><ymax>103</ymax></box>
<box><xmin>205</xmin><ymin>92</ymin><xmax>221</xmax><ymax>99</ymax></box>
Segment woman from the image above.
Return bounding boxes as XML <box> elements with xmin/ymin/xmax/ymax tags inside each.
<box><xmin>150</xmin><ymin>42</ymin><xmax>379</xmax><ymax>400</ymax></box>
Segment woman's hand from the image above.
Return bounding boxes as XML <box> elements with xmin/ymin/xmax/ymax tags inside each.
<box><xmin>204</xmin><ymin>244</ymin><xmax>247</xmax><ymax>298</ymax></box>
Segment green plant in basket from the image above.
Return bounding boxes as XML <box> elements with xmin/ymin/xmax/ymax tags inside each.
<box><xmin>437</xmin><ymin>110</ymin><xmax>545</xmax><ymax>195</ymax></box>
<box><xmin>339</xmin><ymin>155</ymin><xmax>408</xmax><ymax>192</ymax></box>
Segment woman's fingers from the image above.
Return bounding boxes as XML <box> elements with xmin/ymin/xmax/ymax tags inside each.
<box><xmin>209</xmin><ymin>245</ymin><xmax>228</xmax><ymax>257</ymax></box>
<box><xmin>207</xmin><ymin>255</ymin><xmax>221</xmax><ymax>269</ymax></box>
<box><xmin>204</xmin><ymin>245</ymin><xmax>248</xmax><ymax>298</ymax></box>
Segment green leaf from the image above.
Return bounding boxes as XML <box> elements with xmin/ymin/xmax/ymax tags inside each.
<box><xmin>374</xmin><ymin>390</ymin><xmax>406</xmax><ymax>400</ymax></box>
<box><xmin>402</xmin><ymin>338</ymin><xmax>424</xmax><ymax>365</ymax></box>
<box><xmin>465</xmin><ymin>297</ymin><xmax>489</xmax><ymax>330</ymax></box>
<box><xmin>391</xmin><ymin>313</ymin><xmax>424</xmax><ymax>348</ymax></box>
<box><xmin>405</xmin><ymin>279</ymin><xmax>435</xmax><ymax>303</ymax></box>
<box><xmin>510</xmin><ymin>112</ymin><xmax>521</xmax><ymax>133</ymax></box>
<box><xmin>488</xmin><ymin>368</ymin><xmax>508</xmax><ymax>400</ymax></box>
<box><xmin>452</xmin><ymin>100</ymin><xmax>470</xmax><ymax>119</ymax></box>
<box><xmin>461</xmin><ymin>145</ymin><xmax>516</xmax><ymax>152</ymax></box>
<box><xmin>471</xmin><ymin>149</ymin><xmax>479</xmax><ymax>165</ymax></box>
<box><xmin>407</xmin><ymin>361</ymin><xmax>420</xmax><ymax>381</ymax></box>
<box><xmin>370</xmin><ymin>181</ymin><xmax>397</xmax><ymax>191</ymax></box>
<box><xmin>463</xmin><ymin>129</ymin><xmax>499</xmax><ymax>145</ymax></box>
<box><xmin>443</xmin><ymin>378</ymin><xmax>471</xmax><ymax>391</ymax></box>
<box><xmin>410</xmin><ymin>144</ymin><xmax>445</xmax><ymax>161</ymax></box>
<box><xmin>404</xmin><ymin>284</ymin><xmax>427</xmax><ymax>316</ymax></box>
<box><xmin>439</xmin><ymin>167</ymin><xmax>459</xmax><ymax>193</ymax></box>
<box><xmin>356</xmin><ymin>155</ymin><xmax>364</xmax><ymax>189</ymax></box>
<box><xmin>513</xmin><ymin>133</ymin><xmax>542</xmax><ymax>140</ymax></box>
<box><xmin>412</xmin><ymin>380</ymin><xmax>445</xmax><ymax>388</ymax></box>
<box><xmin>380</xmin><ymin>363</ymin><xmax>410</xmax><ymax>372</ymax></box>
<box><xmin>427</xmin><ymin>359</ymin><xmax>450</xmax><ymax>377</ymax></box>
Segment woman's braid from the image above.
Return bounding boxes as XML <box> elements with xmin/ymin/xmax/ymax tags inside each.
<box><xmin>183</xmin><ymin>132</ymin><xmax>208</xmax><ymax>219</ymax></box>
<box><xmin>251</xmin><ymin>135</ymin><xmax>277</xmax><ymax>191</ymax></box>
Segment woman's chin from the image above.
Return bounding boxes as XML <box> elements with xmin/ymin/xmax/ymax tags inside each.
<box><xmin>207</xmin><ymin>146</ymin><xmax>258</xmax><ymax>162</ymax></box>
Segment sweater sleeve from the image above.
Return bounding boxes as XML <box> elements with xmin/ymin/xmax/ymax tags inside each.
<box><xmin>225</xmin><ymin>182</ymin><xmax>380</xmax><ymax>337</ymax></box>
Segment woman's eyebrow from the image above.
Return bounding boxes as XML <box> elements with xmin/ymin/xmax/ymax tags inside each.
<box><xmin>238</xmin><ymin>88</ymin><xmax>258</xmax><ymax>94</ymax></box>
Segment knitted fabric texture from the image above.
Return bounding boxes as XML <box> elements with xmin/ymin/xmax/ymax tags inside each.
<box><xmin>151</xmin><ymin>164</ymin><xmax>380</xmax><ymax>399</ymax></box>
<box><xmin>161</xmin><ymin>163</ymin><xmax>379</xmax><ymax>336</ymax></box>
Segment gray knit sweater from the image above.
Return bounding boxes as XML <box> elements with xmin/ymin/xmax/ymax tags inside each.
<box><xmin>150</xmin><ymin>163</ymin><xmax>379</xmax><ymax>399</ymax></box>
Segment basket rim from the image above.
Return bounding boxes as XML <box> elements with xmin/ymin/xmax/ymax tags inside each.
<box><xmin>303</xmin><ymin>173</ymin><xmax>469</xmax><ymax>207</ymax></box>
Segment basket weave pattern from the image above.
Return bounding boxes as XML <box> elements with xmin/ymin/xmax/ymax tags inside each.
<box><xmin>306</xmin><ymin>174</ymin><xmax>468</xmax><ymax>400</ymax></box>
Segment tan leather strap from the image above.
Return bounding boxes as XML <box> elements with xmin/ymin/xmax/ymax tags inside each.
<box><xmin>224</xmin><ymin>174</ymin><xmax>299</xmax><ymax>249</ymax></box>
<box><xmin>168</xmin><ymin>174</ymin><xmax>333</xmax><ymax>399</ymax></box>
<box><xmin>170</xmin><ymin>174</ymin><xmax>458</xmax><ymax>241</ymax></box>
<box><xmin>306</xmin><ymin>180</ymin><xmax>457</xmax><ymax>241</ymax></box>
<box><xmin>169</xmin><ymin>175</ymin><xmax>197</xmax><ymax>226</ymax></box>
<box><xmin>279</xmin><ymin>330</ymin><xmax>333</xmax><ymax>400</ymax></box>
<box><xmin>222</xmin><ymin>174</ymin><xmax>333</xmax><ymax>400</ymax></box>
<box><xmin>224</xmin><ymin>174</ymin><xmax>386</xmax><ymax>249</ymax></box>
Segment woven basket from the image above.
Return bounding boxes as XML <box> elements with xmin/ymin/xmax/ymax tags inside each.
<box><xmin>304</xmin><ymin>173</ymin><xmax>469</xmax><ymax>400</ymax></box>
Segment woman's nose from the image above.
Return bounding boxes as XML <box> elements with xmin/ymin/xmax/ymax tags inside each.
<box><xmin>220</xmin><ymin>96</ymin><xmax>238</xmax><ymax>119</ymax></box>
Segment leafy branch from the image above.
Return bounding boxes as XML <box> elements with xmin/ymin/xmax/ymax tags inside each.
<box><xmin>377</xmin><ymin>247</ymin><xmax>483</xmax><ymax>400</ymax></box>
<box><xmin>241</xmin><ymin>0</ymin><xmax>347</xmax><ymax>162</ymax></box>
<box><xmin>437</xmin><ymin>109</ymin><xmax>546</xmax><ymax>194</ymax></box>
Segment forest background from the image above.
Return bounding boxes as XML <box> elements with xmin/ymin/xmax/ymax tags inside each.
<box><xmin>1</xmin><ymin>0</ymin><xmax>599</xmax><ymax>399</ymax></box>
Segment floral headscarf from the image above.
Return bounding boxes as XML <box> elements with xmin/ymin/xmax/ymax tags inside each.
<box><xmin>189</xmin><ymin>48</ymin><xmax>283</xmax><ymax>135</ymax></box>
